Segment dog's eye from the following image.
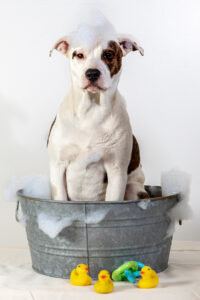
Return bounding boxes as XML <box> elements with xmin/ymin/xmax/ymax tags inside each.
<box><xmin>103</xmin><ymin>51</ymin><xmax>114</xmax><ymax>60</ymax></box>
<box><xmin>76</xmin><ymin>53</ymin><xmax>84</xmax><ymax>59</ymax></box>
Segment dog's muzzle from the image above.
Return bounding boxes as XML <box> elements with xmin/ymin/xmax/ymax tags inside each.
<box><xmin>85</xmin><ymin>69</ymin><xmax>101</xmax><ymax>82</ymax></box>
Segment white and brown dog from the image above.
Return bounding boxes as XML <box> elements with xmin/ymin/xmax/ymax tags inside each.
<box><xmin>47</xmin><ymin>22</ymin><xmax>148</xmax><ymax>202</ymax></box>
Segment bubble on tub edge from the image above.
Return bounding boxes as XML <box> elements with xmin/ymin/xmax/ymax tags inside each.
<box><xmin>137</xmin><ymin>198</ymin><xmax>151</xmax><ymax>210</ymax></box>
<box><xmin>4</xmin><ymin>174</ymin><xmax>51</xmax><ymax>202</ymax></box>
<box><xmin>85</xmin><ymin>208</ymin><xmax>109</xmax><ymax>224</ymax></box>
<box><xmin>161</xmin><ymin>168</ymin><xmax>193</xmax><ymax>238</ymax></box>
<box><xmin>37</xmin><ymin>207</ymin><xmax>109</xmax><ymax>239</ymax></box>
<box><xmin>37</xmin><ymin>212</ymin><xmax>73</xmax><ymax>239</ymax></box>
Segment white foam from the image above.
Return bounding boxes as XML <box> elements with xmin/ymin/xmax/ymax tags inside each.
<box><xmin>37</xmin><ymin>208</ymin><xmax>108</xmax><ymax>239</ymax></box>
<box><xmin>68</xmin><ymin>12</ymin><xmax>117</xmax><ymax>50</ymax></box>
<box><xmin>37</xmin><ymin>213</ymin><xmax>73</xmax><ymax>239</ymax></box>
<box><xmin>6</xmin><ymin>167</ymin><xmax>192</xmax><ymax>238</ymax></box>
<box><xmin>23</xmin><ymin>174</ymin><xmax>51</xmax><ymax>199</ymax></box>
<box><xmin>4</xmin><ymin>174</ymin><xmax>51</xmax><ymax>202</ymax></box>
<box><xmin>161</xmin><ymin>169</ymin><xmax>193</xmax><ymax>237</ymax></box>
<box><xmin>86</xmin><ymin>208</ymin><xmax>108</xmax><ymax>224</ymax></box>
<box><xmin>137</xmin><ymin>198</ymin><xmax>151</xmax><ymax>210</ymax></box>
<box><xmin>161</xmin><ymin>169</ymin><xmax>190</xmax><ymax>200</ymax></box>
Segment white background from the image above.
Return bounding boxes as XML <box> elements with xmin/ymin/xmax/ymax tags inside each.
<box><xmin>0</xmin><ymin>0</ymin><xmax>199</xmax><ymax>247</ymax></box>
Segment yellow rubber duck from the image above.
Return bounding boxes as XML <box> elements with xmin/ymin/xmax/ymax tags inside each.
<box><xmin>138</xmin><ymin>266</ymin><xmax>159</xmax><ymax>289</ymax></box>
<box><xmin>94</xmin><ymin>270</ymin><xmax>114</xmax><ymax>294</ymax></box>
<box><xmin>70</xmin><ymin>264</ymin><xmax>92</xmax><ymax>286</ymax></box>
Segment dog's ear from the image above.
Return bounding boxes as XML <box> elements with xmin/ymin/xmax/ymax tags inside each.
<box><xmin>118</xmin><ymin>36</ymin><xmax>144</xmax><ymax>56</ymax></box>
<box><xmin>49</xmin><ymin>36</ymin><xmax>69</xmax><ymax>57</ymax></box>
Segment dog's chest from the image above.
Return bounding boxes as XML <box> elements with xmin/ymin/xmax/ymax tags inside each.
<box><xmin>52</xmin><ymin>113</ymin><xmax>121</xmax><ymax>164</ymax></box>
<box><xmin>53</xmin><ymin>117</ymin><xmax>110</xmax><ymax>201</ymax></box>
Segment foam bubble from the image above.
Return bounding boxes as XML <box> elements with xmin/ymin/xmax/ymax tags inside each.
<box><xmin>161</xmin><ymin>169</ymin><xmax>193</xmax><ymax>237</ymax></box>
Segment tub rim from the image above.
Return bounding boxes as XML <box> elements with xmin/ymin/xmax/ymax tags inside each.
<box><xmin>16</xmin><ymin>185</ymin><xmax>179</xmax><ymax>205</ymax></box>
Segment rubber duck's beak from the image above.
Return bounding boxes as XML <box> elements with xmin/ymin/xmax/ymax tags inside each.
<box><xmin>85</xmin><ymin>268</ymin><xmax>89</xmax><ymax>271</ymax></box>
<box><xmin>100</xmin><ymin>275</ymin><xmax>106</xmax><ymax>279</ymax></box>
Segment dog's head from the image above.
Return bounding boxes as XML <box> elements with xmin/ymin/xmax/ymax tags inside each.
<box><xmin>50</xmin><ymin>25</ymin><xmax>143</xmax><ymax>94</ymax></box>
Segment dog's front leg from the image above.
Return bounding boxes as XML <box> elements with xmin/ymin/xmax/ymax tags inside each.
<box><xmin>104</xmin><ymin>163</ymin><xmax>127</xmax><ymax>201</ymax></box>
<box><xmin>49</xmin><ymin>162</ymin><xmax>68</xmax><ymax>201</ymax></box>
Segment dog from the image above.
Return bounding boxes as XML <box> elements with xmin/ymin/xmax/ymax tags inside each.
<box><xmin>47</xmin><ymin>21</ymin><xmax>148</xmax><ymax>202</ymax></box>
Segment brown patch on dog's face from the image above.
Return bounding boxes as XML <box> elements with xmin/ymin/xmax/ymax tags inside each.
<box><xmin>101</xmin><ymin>41</ymin><xmax>123</xmax><ymax>77</ymax></box>
<box><xmin>72</xmin><ymin>50</ymin><xmax>77</xmax><ymax>59</ymax></box>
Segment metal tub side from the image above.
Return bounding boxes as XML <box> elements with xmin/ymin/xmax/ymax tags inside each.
<box><xmin>16</xmin><ymin>186</ymin><xmax>178</xmax><ymax>279</ymax></box>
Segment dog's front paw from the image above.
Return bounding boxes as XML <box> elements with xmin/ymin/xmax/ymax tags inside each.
<box><xmin>137</xmin><ymin>191</ymin><xmax>149</xmax><ymax>199</ymax></box>
<box><xmin>124</xmin><ymin>184</ymin><xmax>149</xmax><ymax>201</ymax></box>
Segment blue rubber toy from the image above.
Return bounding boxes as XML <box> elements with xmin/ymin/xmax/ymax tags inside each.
<box><xmin>124</xmin><ymin>261</ymin><xmax>146</xmax><ymax>283</ymax></box>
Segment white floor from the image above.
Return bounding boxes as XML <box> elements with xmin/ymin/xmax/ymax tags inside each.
<box><xmin>0</xmin><ymin>241</ymin><xmax>200</xmax><ymax>300</ymax></box>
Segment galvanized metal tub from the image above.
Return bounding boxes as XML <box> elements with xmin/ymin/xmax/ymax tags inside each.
<box><xmin>16</xmin><ymin>186</ymin><xmax>178</xmax><ymax>279</ymax></box>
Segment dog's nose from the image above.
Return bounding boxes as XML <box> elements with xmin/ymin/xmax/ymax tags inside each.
<box><xmin>85</xmin><ymin>69</ymin><xmax>101</xmax><ymax>82</ymax></box>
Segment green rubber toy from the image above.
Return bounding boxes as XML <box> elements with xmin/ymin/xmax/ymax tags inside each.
<box><xmin>112</xmin><ymin>261</ymin><xmax>138</xmax><ymax>281</ymax></box>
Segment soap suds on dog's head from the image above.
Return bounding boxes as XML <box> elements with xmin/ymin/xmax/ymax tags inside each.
<box><xmin>69</xmin><ymin>14</ymin><xmax>117</xmax><ymax>50</ymax></box>
<box><xmin>51</xmin><ymin>12</ymin><xmax>118</xmax><ymax>55</ymax></box>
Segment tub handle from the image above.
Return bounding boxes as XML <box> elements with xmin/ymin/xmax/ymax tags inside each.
<box><xmin>15</xmin><ymin>200</ymin><xmax>21</xmax><ymax>222</ymax></box>
<box><xmin>177</xmin><ymin>194</ymin><xmax>182</xmax><ymax>226</ymax></box>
